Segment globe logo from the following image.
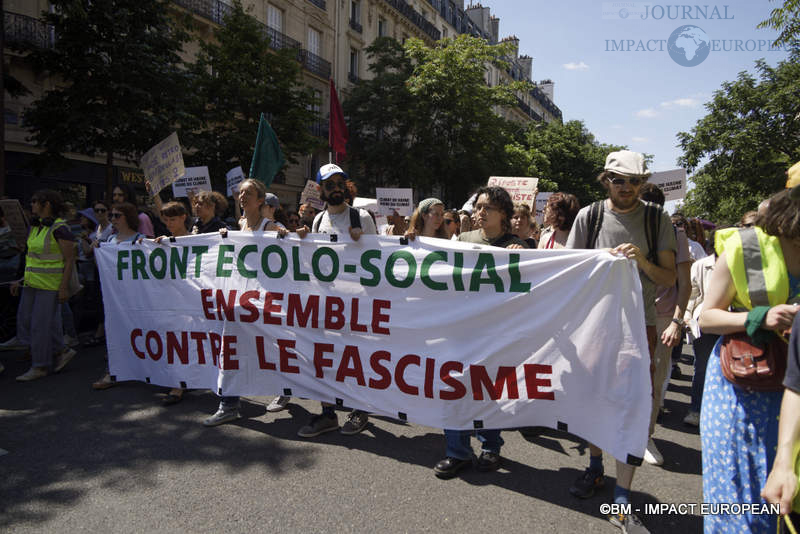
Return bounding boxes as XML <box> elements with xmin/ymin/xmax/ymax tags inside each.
<box><xmin>668</xmin><ymin>25</ymin><xmax>711</xmax><ymax>67</ymax></box>
<box><xmin>619</xmin><ymin>8</ymin><xmax>629</xmax><ymax>19</ymax></box>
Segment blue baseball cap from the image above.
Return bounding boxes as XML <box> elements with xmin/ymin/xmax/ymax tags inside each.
<box><xmin>316</xmin><ymin>163</ymin><xmax>348</xmax><ymax>183</ymax></box>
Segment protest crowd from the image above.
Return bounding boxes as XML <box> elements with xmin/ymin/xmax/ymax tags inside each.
<box><xmin>4</xmin><ymin>151</ymin><xmax>800</xmax><ymax>534</ymax></box>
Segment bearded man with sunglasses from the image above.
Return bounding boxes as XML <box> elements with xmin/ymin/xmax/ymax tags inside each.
<box><xmin>564</xmin><ymin>150</ymin><xmax>677</xmax><ymax>534</ymax></box>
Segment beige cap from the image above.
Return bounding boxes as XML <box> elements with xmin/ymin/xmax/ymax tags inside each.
<box><xmin>604</xmin><ymin>150</ymin><xmax>650</xmax><ymax>178</ymax></box>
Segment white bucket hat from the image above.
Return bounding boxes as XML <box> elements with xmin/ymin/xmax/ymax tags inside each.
<box><xmin>604</xmin><ymin>150</ymin><xmax>650</xmax><ymax>178</ymax></box>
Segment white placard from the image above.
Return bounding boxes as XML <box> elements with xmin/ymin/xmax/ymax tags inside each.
<box><xmin>226</xmin><ymin>166</ymin><xmax>245</xmax><ymax>197</ymax></box>
<box><xmin>648</xmin><ymin>169</ymin><xmax>687</xmax><ymax>202</ymax></box>
<box><xmin>300</xmin><ymin>180</ymin><xmax>324</xmax><ymax>210</ymax></box>
<box><xmin>375</xmin><ymin>188</ymin><xmax>413</xmax><ymax>217</ymax></box>
<box><xmin>534</xmin><ymin>192</ymin><xmax>553</xmax><ymax>225</ymax></box>
<box><xmin>171</xmin><ymin>167</ymin><xmax>212</xmax><ymax>198</ymax></box>
<box><xmin>487</xmin><ymin>177</ymin><xmax>539</xmax><ymax>208</ymax></box>
<box><xmin>140</xmin><ymin>132</ymin><xmax>185</xmax><ymax>195</ymax></box>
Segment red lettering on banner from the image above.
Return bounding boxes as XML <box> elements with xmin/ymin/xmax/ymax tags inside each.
<box><xmin>166</xmin><ymin>331</ymin><xmax>189</xmax><ymax>364</ymax></box>
<box><xmin>239</xmin><ymin>290</ymin><xmax>261</xmax><ymax>323</ymax></box>
<box><xmin>314</xmin><ymin>343</ymin><xmax>335</xmax><ymax>377</ymax></box>
<box><xmin>440</xmin><ymin>361</ymin><xmax>466</xmax><ymax>400</ymax></box>
<box><xmin>372</xmin><ymin>300</ymin><xmax>391</xmax><ymax>335</ymax></box>
<box><xmin>216</xmin><ymin>289</ymin><xmax>237</xmax><ymax>321</ymax></box>
<box><xmin>209</xmin><ymin>332</ymin><xmax>222</xmax><ymax>367</ymax></box>
<box><xmin>470</xmin><ymin>365</ymin><xmax>519</xmax><ymax>400</ymax></box>
<box><xmin>131</xmin><ymin>328</ymin><xmax>145</xmax><ymax>359</ymax></box>
<box><xmin>336</xmin><ymin>345</ymin><xmax>366</xmax><ymax>385</ymax></box>
<box><xmin>369</xmin><ymin>350</ymin><xmax>392</xmax><ymax>389</ymax></box>
<box><xmin>146</xmin><ymin>330</ymin><xmax>163</xmax><ymax>361</ymax></box>
<box><xmin>200</xmin><ymin>289</ymin><xmax>214</xmax><ymax>319</ymax></box>
<box><xmin>395</xmin><ymin>354</ymin><xmax>420</xmax><ymax>396</ymax></box>
<box><xmin>263</xmin><ymin>292</ymin><xmax>283</xmax><ymax>325</ymax></box>
<box><xmin>278</xmin><ymin>339</ymin><xmax>300</xmax><ymax>374</ymax></box>
<box><xmin>221</xmin><ymin>335</ymin><xmax>238</xmax><ymax>370</ymax></box>
<box><xmin>190</xmin><ymin>331</ymin><xmax>207</xmax><ymax>364</ymax></box>
<box><xmin>324</xmin><ymin>297</ymin><xmax>345</xmax><ymax>329</ymax></box>
<box><xmin>424</xmin><ymin>357</ymin><xmax>435</xmax><ymax>399</ymax></box>
<box><xmin>287</xmin><ymin>294</ymin><xmax>319</xmax><ymax>328</ymax></box>
<box><xmin>349</xmin><ymin>298</ymin><xmax>368</xmax><ymax>332</ymax></box>
<box><xmin>523</xmin><ymin>364</ymin><xmax>555</xmax><ymax>400</ymax></box>
<box><xmin>255</xmin><ymin>336</ymin><xmax>276</xmax><ymax>370</ymax></box>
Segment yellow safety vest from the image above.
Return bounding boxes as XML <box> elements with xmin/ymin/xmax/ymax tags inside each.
<box><xmin>715</xmin><ymin>226</ymin><xmax>798</xmax><ymax>310</ymax></box>
<box><xmin>24</xmin><ymin>218</ymin><xmax>67</xmax><ymax>291</ymax></box>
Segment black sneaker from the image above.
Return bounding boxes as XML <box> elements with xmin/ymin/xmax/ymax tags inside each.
<box><xmin>297</xmin><ymin>413</ymin><xmax>339</xmax><ymax>438</ymax></box>
<box><xmin>476</xmin><ymin>451</ymin><xmax>501</xmax><ymax>472</ymax></box>
<box><xmin>340</xmin><ymin>410</ymin><xmax>369</xmax><ymax>435</ymax></box>
<box><xmin>569</xmin><ymin>468</ymin><xmax>605</xmax><ymax>498</ymax></box>
<box><xmin>434</xmin><ymin>457</ymin><xmax>471</xmax><ymax>479</ymax></box>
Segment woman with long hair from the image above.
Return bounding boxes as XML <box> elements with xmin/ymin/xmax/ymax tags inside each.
<box><xmin>538</xmin><ymin>192</ymin><xmax>580</xmax><ymax>249</ymax></box>
<box><xmin>112</xmin><ymin>183</ymin><xmax>155</xmax><ymax>238</ymax></box>
<box><xmin>406</xmin><ymin>198</ymin><xmax>448</xmax><ymax>239</ymax></box>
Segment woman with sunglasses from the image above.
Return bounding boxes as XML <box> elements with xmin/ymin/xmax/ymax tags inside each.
<box><xmin>405</xmin><ymin>198</ymin><xmax>448</xmax><ymax>240</ymax></box>
<box><xmin>11</xmin><ymin>189</ymin><xmax>77</xmax><ymax>381</ymax></box>
<box><xmin>442</xmin><ymin>209</ymin><xmax>460</xmax><ymax>239</ymax></box>
<box><xmin>92</xmin><ymin>202</ymin><xmax>143</xmax><ymax>390</ymax></box>
<box><xmin>112</xmin><ymin>183</ymin><xmax>155</xmax><ymax>238</ymax></box>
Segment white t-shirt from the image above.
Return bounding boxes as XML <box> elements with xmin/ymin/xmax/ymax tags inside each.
<box><xmin>312</xmin><ymin>207</ymin><xmax>377</xmax><ymax>235</ymax></box>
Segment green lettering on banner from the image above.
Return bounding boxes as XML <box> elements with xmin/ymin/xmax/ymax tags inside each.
<box><xmin>452</xmin><ymin>252</ymin><xmax>465</xmax><ymax>291</ymax></box>
<box><xmin>216</xmin><ymin>244</ymin><xmax>235</xmax><ymax>277</ymax></box>
<box><xmin>117</xmin><ymin>250</ymin><xmax>130</xmax><ymax>280</ymax></box>
<box><xmin>149</xmin><ymin>248</ymin><xmax>167</xmax><ymax>279</ymax></box>
<box><xmin>508</xmin><ymin>254</ymin><xmax>531</xmax><ymax>293</ymax></box>
<box><xmin>312</xmin><ymin>247</ymin><xmax>339</xmax><ymax>282</ymax></box>
<box><xmin>261</xmin><ymin>245</ymin><xmax>288</xmax><ymax>279</ymax></box>
<box><xmin>192</xmin><ymin>246</ymin><xmax>209</xmax><ymax>278</ymax></box>
<box><xmin>291</xmin><ymin>246</ymin><xmax>310</xmax><ymax>281</ymax></box>
<box><xmin>131</xmin><ymin>250</ymin><xmax>150</xmax><ymax>280</ymax></box>
<box><xmin>469</xmin><ymin>253</ymin><xmax>503</xmax><ymax>292</ymax></box>
<box><xmin>170</xmin><ymin>247</ymin><xmax>188</xmax><ymax>279</ymax></box>
<box><xmin>385</xmin><ymin>251</ymin><xmax>416</xmax><ymax>288</ymax></box>
<box><xmin>421</xmin><ymin>251</ymin><xmax>448</xmax><ymax>291</ymax></box>
<box><xmin>359</xmin><ymin>249</ymin><xmax>381</xmax><ymax>287</ymax></box>
<box><xmin>237</xmin><ymin>244</ymin><xmax>258</xmax><ymax>279</ymax></box>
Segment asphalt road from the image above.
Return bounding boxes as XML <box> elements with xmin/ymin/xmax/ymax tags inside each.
<box><xmin>1</xmin><ymin>343</ymin><xmax>703</xmax><ymax>533</ymax></box>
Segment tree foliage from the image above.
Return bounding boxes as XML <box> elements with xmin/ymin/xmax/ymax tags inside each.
<box><xmin>677</xmin><ymin>50</ymin><xmax>800</xmax><ymax>224</ymax></box>
<box><xmin>759</xmin><ymin>0</ymin><xmax>800</xmax><ymax>47</ymax></box>
<box><xmin>21</xmin><ymin>0</ymin><xmax>192</xmax><ymax>191</ymax></box>
<box><xmin>186</xmin><ymin>1</ymin><xmax>319</xmax><ymax>184</ymax></box>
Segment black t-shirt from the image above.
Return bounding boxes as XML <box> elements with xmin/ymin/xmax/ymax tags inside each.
<box><xmin>784</xmin><ymin>314</ymin><xmax>800</xmax><ymax>392</ymax></box>
<box><xmin>192</xmin><ymin>217</ymin><xmax>228</xmax><ymax>235</ymax></box>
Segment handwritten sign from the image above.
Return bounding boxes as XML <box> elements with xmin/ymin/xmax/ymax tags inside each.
<box><xmin>375</xmin><ymin>188</ymin><xmax>413</xmax><ymax>217</ymax></box>
<box><xmin>487</xmin><ymin>177</ymin><xmax>539</xmax><ymax>208</ymax></box>
<box><xmin>140</xmin><ymin>132</ymin><xmax>185</xmax><ymax>195</ymax></box>
<box><xmin>300</xmin><ymin>180</ymin><xmax>324</xmax><ymax>210</ymax></box>
<box><xmin>171</xmin><ymin>167</ymin><xmax>212</xmax><ymax>198</ymax></box>
<box><xmin>534</xmin><ymin>192</ymin><xmax>553</xmax><ymax>225</ymax></box>
<box><xmin>226</xmin><ymin>166</ymin><xmax>245</xmax><ymax>197</ymax></box>
<box><xmin>649</xmin><ymin>169</ymin><xmax>687</xmax><ymax>202</ymax></box>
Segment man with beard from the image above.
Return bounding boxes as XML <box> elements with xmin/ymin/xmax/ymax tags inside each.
<box><xmin>296</xmin><ymin>164</ymin><xmax>377</xmax><ymax>438</ymax></box>
<box><xmin>564</xmin><ymin>150</ymin><xmax>676</xmax><ymax>534</ymax></box>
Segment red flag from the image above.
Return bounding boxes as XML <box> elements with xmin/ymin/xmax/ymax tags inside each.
<box><xmin>329</xmin><ymin>79</ymin><xmax>348</xmax><ymax>163</ymax></box>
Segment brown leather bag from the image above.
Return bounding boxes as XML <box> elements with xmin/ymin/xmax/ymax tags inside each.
<box><xmin>719</xmin><ymin>331</ymin><xmax>788</xmax><ymax>392</ymax></box>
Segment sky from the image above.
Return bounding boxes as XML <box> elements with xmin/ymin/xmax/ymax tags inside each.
<box><xmin>488</xmin><ymin>0</ymin><xmax>790</xmax><ymax>207</ymax></box>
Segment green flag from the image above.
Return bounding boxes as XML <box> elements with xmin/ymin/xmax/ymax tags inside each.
<box><xmin>249</xmin><ymin>113</ymin><xmax>285</xmax><ymax>186</ymax></box>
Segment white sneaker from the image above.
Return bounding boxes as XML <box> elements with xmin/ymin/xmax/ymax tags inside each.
<box><xmin>683</xmin><ymin>411</ymin><xmax>700</xmax><ymax>427</ymax></box>
<box><xmin>54</xmin><ymin>348</ymin><xmax>77</xmax><ymax>373</ymax></box>
<box><xmin>0</xmin><ymin>336</ymin><xmax>28</xmax><ymax>351</ymax></box>
<box><xmin>64</xmin><ymin>335</ymin><xmax>80</xmax><ymax>348</ymax></box>
<box><xmin>266</xmin><ymin>395</ymin><xmax>290</xmax><ymax>412</ymax></box>
<box><xmin>16</xmin><ymin>367</ymin><xmax>48</xmax><ymax>382</ymax></box>
<box><xmin>643</xmin><ymin>438</ymin><xmax>664</xmax><ymax>466</ymax></box>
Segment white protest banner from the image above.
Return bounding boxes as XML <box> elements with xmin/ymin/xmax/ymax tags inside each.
<box><xmin>96</xmin><ymin>236</ymin><xmax>651</xmax><ymax>463</ymax></box>
<box><xmin>649</xmin><ymin>169</ymin><xmax>687</xmax><ymax>202</ymax></box>
<box><xmin>487</xmin><ymin>177</ymin><xmax>539</xmax><ymax>209</ymax></box>
<box><xmin>172</xmin><ymin>166</ymin><xmax>212</xmax><ymax>198</ymax></box>
<box><xmin>140</xmin><ymin>132</ymin><xmax>185</xmax><ymax>195</ymax></box>
<box><xmin>226</xmin><ymin>166</ymin><xmax>245</xmax><ymax>197</ymax></box>
<box><xmin>0</xmin><ymin>199</ymin><xmax>28</xmax><ymax>249</ymax></box>
<box><xmin>534</xmin><ymin>192</ymin><xmax>553</xmax><ymax>225</ymax></box>
<box><xmin>375</xmin><ymin>188</ymin><xmax>413</xmax><ymax>217</ymax></box>
<box><xmin>300</xmin><ymin>180</ymin><xmax>324</xmax><ymax>210</ymax></box>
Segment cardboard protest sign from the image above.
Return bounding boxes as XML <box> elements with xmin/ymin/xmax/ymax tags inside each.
<box><xmin>300</xmin><ymin>180</ymin><xmax>324</xmax><ymax>210</ymax></box>
<box><xmin>140</xmin><ymin>132</ymin><xmax>185</xmax><ymax>195</ymax></box>
<box><xmin>487</xmin><ymin>177</ymin><xmax>539</xmax><ymax>208</ymax></box>
<box><xmin>375</xmin><ymin>188</ymin><xmax>413</xmax><ymax>217</ymax></box>
<box><xmin>0</xmin><ymin>199</ymin><xmax>28</xmax><ymax>249</ymax></box>
<box><xmin>534</xmin><ymin>192</ymin><xmax>553</xmax><ymax>225</ymax></box>
<box><xmin>226</xmin><ymin>166</ymin><xmax>245</xmax><ymax>197</ymax></box>
<box><xmin>171</xmin><ymin>167</ymin><xmax>212</xmax><ymax>198</ymax></box>
<box><xmin>649</xmin><ymin>169</ymin><xmax>687</xmax><ymax>202</ymax></box>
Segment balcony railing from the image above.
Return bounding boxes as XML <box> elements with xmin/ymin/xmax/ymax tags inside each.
<box><xmin>382</xmin><ymin>0</ymin><xmax>440</xmax><ymax>41</ymax></box>
<box><xmin>265</xmin><ymin>25</ymin><xmax>301</xmax><ymax>51</ymax></box>
<box><xmin>349</xmin><ymin>19</ymin><xmax>363</xmax><ymax>33</ymax></box>
<box><xmin>173</xmin><ymin>0</ymin><xmax>233</xmax><ymax>25</ymax></box>
<box><xmin>298</xmin><ymin>49</ymin><xmax>331</xmax><ymax>79</ymax></box>
<box><xmin>307</xmin><ymin>0</ymin><xmax>326</xmax><ymax>11</ymax></box>
<box><xmin>5</xmin><ymin>11</ymin><xmax>53</xmax><ymax>49</ymax></box>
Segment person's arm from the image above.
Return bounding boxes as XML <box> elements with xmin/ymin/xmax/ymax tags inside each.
<box><xmin>762</xmin><ymin>387</ymin><xmax>800</xmax><ymax>514</ymax></box>
<box><xmin>612</xmin><ymin>243</ymin><xmax>677</xmax><ymax>287</ymax></box>
<box><xmin>662</xmin><ymin>260</ymin><xmax>692</xmax><ymax>347</ymax></box>
<box><xmin>684</xmin><ymin>266</ymin><xmax>701</xmax><ymax>323</ymax></box>
<box><xmin>57</xmin><ymin>239</ymin><xmax>76</xmax><ymax>302</ymax></box>
<box><xmin>145</xmin><ymin>181</ymin><xmax>164</xmax><ymax>214</ymax></box>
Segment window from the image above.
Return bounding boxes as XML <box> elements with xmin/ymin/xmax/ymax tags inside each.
<box><xmin>308</xmin><ymin>27</ymin><xmax>321</xmax><ymax>56</ymax></box>
<box><xmin>350</xmin><ymin>0</ymin><xmax>360</xmax><ymax>23</ymax></box>
<box><xmin>442</xmin><ymin>26</ymin><xmax>447</xmax><ymax>39</ymax></box>
<box><xmin>267</xmin><ymin>4</ymin><xmax>282</xmax><ymax>31</ymax></box>
<box><xmin>378</xmin><ymin>17</ymin><xmax>387</xmax><ymax>37</ymax></box>
<box><xmin>349</xmin><ymin>48</ymin><xmax>359</xmax><ymax>76</ymax></box>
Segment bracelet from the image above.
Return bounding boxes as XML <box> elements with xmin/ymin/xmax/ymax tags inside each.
<box><xmin>671</xmin><ymin>318</ymin><xmax>683</xmax><ymax>327</ymax></box>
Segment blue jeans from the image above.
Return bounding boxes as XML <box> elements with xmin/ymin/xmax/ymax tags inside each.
<box><xmin>444</xmin><ymin>429</ymin><xmax>504</xmax><ymax>460</ymax></box>
<box><xmin>17</xmin><ymin>286</ymin><xmax>63</xmax><ymax>368</ymax></box>
<box><xmin>690</xmin><ymin>333</ymin><xmax>719</xmax><ymax>413</ymax></box>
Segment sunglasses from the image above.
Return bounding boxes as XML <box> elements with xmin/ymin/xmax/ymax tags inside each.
<box><xmin>323</xmin><ymin>180</ymin><xmax>346</xmax><ymax>191</ymax></box>
<box><xmin>94</xmin><ymin>207</ymin><xmax>107</xmax><ymax>213</ymax></box>
<box><xmin>608</xmin><ymin>176</ymin><xmax>643</xmax><ymax>186</ymax></box>
<box><xmin>110</xmin><ymin>212</ymin><xmax>123</xmax><ymax>219</ymax></box>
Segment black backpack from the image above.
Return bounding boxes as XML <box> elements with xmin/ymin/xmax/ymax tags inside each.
<box><xmin>584</xmin><ymin>200</ymin><xmax>665</xmax><ymax>264</ymax></box>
